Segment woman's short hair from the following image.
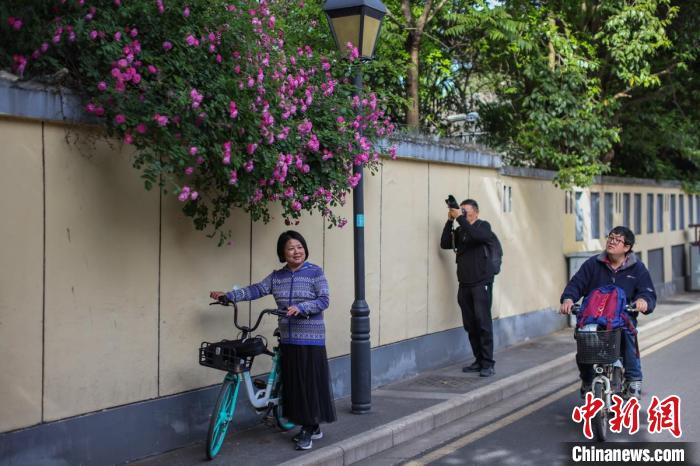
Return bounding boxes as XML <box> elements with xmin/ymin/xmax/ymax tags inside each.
<box><xmin>276</xmin><ymin>230</ymin><xmax>309</xmax><ymax>263</ymax></box>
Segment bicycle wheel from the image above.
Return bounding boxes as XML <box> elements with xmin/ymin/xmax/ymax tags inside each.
<box><xmin>206</xmin><ymin>376</ymin><xmax>240</xmax><ymax>460</ymax></box>
<box><xmin>591</xmin><ymin>383</ymin><xmax>607</xmax><ymax>442</ymax></box>
<box><xmin>272</xmin><ymin>384</ymin><xmax>296</xmax><ymax>431</ymax></box>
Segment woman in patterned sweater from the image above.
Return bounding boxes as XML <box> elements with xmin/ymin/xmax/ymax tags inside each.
<box><xmin>210</xmin><ymin>230</ymin><xmax>336</xmax><ymax>451</ymax></box>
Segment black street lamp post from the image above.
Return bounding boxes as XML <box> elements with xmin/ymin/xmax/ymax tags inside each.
<box><xmin>323</xmin><ymin>0</ymin><xmax>386</xmax><ymax>414</ymax></box>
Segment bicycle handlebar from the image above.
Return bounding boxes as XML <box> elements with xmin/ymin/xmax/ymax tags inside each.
<box><xmin>210</xmin><ymin>296</ymin><xmax>287</xmax><ymax>333</ymax></box>
<box><xmin>570</xmin><ymin>302</ymin><xmax>637</xmax><ymax>316</ymax></box>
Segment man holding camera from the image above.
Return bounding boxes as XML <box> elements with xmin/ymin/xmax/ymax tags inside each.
<box><xmin>440</xmin><ymin>198</ymin><xmax>496</xmax><ymax>377</ymax></box>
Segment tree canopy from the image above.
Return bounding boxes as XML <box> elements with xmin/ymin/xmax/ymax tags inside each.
<box><xmin>345</xmin><ymin>0</ymin><xmax>700</xmax><ymax>188</ymax></box>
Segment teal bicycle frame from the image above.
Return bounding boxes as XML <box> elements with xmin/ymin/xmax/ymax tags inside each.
<box><xmin>204</xmin><ymin>303</ymin><xmax>294</xmax><ymax>460</ymax></box>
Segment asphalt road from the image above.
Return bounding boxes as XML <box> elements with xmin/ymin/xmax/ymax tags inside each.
<box><xmin>406</xmin><ymin>326</ymin><xmax>700</xmax><ymax>466</ymax></box>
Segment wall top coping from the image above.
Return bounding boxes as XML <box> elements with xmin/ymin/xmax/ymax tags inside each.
<box><xmin>0</xmin><ymin>75</ymin><xmax>686</xmax><ymax>189</ymax></box>
<box><xmin>0</xmin><ymin>73</ymin><xmax>89</xmax><ymax>123</ymax></box>
<box><xmin>499</xmin><ymin>166</ymin><xmax>683</xmax><ymax>189</ymax></box>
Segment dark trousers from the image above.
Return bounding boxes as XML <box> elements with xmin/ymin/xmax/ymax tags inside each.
<box><xmin>457</xmin><ymin>283</ymin><xmax>494</xmax><ymax>368</ymax></box>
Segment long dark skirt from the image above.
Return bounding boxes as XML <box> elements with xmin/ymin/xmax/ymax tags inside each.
<box><xmin>280</xmin><ymin>344</ymin><xmax>337</xmax><ymax>426</ymax></box>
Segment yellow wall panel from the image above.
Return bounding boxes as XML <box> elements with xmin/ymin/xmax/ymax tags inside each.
<box><xmin>0</xmin><ymin>118</ymin><xmax>43</xmax><ymax>431</ymax></box>
<box><xmin>379</xmin><ymin>160</ymin><xmax>429</xmax><ymax>345</ymax></box>
<box><xmin>495</xmin><ymin>178</ymin><xmax>566</xmax><ymax>317</ymax></box>
<box><xmin>158</xmin><ymin>198</ymin><xmax>252</xmax><ymax>396</ymax></box>
<box><xmin>426</xmin><ymin>163</ymin><xmax>470</xmax><ymax>333</ymax></box>
<box><xmin>43</xmin><ymin>125</ymin><xmax>159</xmax><ymax>420</ymax></box>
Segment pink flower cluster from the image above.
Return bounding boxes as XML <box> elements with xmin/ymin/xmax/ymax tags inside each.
<box><xmin>178</xmin><ymin>186</ymin><xmax>199</xmax><ymax>202</ymax></box>
<box><xmin>346</xmin><ymin>42</ymin><xmax>359</xmax><ymax>61</ymax></box>
<box><xmin>7</xmin><ymin>16</ymin><xmax>23</xmax><ymax>31</ymax></box>
<box><xmin>222</xmin><ymin>141</ymin><xmax>232</xmax><ymax>165</ymax></box>
<box><xmin>12</xmin><ymin>54</ymin><xmax>27</xmax><ymax>76</ymax></box>
<box><xmin>85</xmin><ymin>102</ymin><xmax>105</xmax><ymax>116</ymax></box>
<box><xmin>190</xmin><ymin>88</ymin><xmax>203</xmax><ymax>108</ymax></box>
<box><xmin>6</xmin><ymin>0</ymin><xmax>397</xmax><ymax>232</ymax></box>
<box><xmin>153</xmin><ymin>114</ymin><xmax>169</xmax><ymax>126</ymax></box>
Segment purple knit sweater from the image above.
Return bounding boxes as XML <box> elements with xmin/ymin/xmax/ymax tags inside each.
<box><xmin>226</xmin><ymin>262</ymin><xmax>330</xmax><ymax>346</ymax></box>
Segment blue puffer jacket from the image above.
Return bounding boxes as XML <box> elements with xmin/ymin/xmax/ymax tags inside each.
<box><xmin>560</xmin><ymin>252</ymin><xmax>657</xmax><ymax>317</ymax></box>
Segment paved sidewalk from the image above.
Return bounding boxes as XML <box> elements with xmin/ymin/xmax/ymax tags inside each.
<box><xmin>133</xmin><ymin>293</ymin><xmax>700</xmax><ymax>466</ymax></box>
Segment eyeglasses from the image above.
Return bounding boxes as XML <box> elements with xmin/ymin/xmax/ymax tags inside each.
<box><xmin>606</xmin><ymin>235</ymin><xmax>629</xmax><ymax>246</ymax></box>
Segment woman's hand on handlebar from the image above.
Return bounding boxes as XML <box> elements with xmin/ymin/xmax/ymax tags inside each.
<box><xmin>210</xmin><ymin>291</ymin><xmax>225</xmax><ymax>301</ymax></box>
<box><xmin>209</xmin><ymin>291</ymin><xmax>232</xmax><ymax>305</ymax></box>
<box><xmin>286</xmin><ymin>305</ymin><xmax>302</xmax><ymax>317</ymax></box>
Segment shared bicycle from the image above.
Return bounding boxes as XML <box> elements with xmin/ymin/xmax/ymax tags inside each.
<box><xmin>199</xmin><ymin>297</ymin><xmax>295</xmax><ymax>459</ymax></box>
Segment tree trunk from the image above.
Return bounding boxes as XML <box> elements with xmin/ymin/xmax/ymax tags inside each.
<box><xmin>406</xmin><ymin>38</ymin><xmax>421</xmax><ymax>131</ymax></box>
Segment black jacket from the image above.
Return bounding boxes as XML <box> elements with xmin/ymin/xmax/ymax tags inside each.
<box><xmin>440</xmin><ymin>216</ymin><xmax>494</xmax><ymax>286</ymax></box>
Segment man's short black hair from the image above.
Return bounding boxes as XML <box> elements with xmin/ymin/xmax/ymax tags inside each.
<box><xmin>277</xmin><ymin>230</ymin><xmax>309</xmax><ymax>263</ymax></box>
<box><xmin>460</xmin><ymin>199</ymin><xmax>479</xmax><ymax>211</ymax></box>
<box><xmin>609</xmin><ymin>226</ymin><xmax>635</xmax><ymax>250</ymax></box>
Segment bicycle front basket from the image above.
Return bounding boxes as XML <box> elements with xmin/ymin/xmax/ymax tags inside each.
<box><xmin>199</xmin><ymin>338</ymin><xmax>266</xmax><ymax>372</ymax></box>
<box><xmin>574</xmin><ymin>328</ymin><xmax>622</xmax><ymax>364</ymax></box>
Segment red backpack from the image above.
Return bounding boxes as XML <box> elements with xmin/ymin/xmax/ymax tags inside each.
<box><xmin>576</xmin><ymin>285</ymin><xmax>636</xmax><ymax>335</ymax></box>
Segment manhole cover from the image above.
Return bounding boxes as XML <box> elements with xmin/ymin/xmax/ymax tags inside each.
<box><xmin>409</xmin><ymin>375</ymin><xmax>479</xmax><ymax>390</ymax></box>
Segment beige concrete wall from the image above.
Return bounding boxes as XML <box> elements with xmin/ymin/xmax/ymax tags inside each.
<box><xmin>0</xmin><ymin>119</ymin><xmax>44</xmax><ymax>432</ymax></box>
<box><xmin>379</xmin><ymin>159</ymin><xmax>430</xmax><ymax>344</ymax></box>
<box><xmin>324</xmin><ymin>167</ymin><xmax>383</xmax><ymax>360</ymax></box>
<box><xmin>42</xmin><ymin>124</ymin><xmax>160</xmax><ymax>421</ymax></box>
<box><xmin>495</xmin><ymin>177</ymin><xmax>567</xmax><ymax>317</ymax></box>
<box><xmin>427</xmin><ymin>164</ymin><xmax>469</xmax><ymax>333</ymax></box>
<box><xmin>1</xmin><ymin>116</ymin><xmax>695</xmax><ymax>432</ymax></box>
<box><xmin>158</xmin><ymin>198</ymin><xmax>252</xmax><ymax>396</ymax></box>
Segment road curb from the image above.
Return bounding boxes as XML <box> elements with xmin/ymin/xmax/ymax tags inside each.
<box><xmin>280</xmin><ymin>302</ymin><xmax>700</xmax><ymax>466</ymax></box>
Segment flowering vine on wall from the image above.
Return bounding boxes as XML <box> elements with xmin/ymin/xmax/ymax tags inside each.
<box><xmin>1</xmin><ymin>0</ymin><xmax>397</xmax><ymax>242</ymax></box>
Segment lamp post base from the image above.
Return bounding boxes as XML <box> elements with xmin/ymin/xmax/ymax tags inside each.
<box><xmin>350</xmin><ymin>298</ymin><xmax>371</xmax><ymax>414</ymax></box>
<box><xmin>351</xmin><ymin>404</ymin><xmax>371</xmax><ymax>414</ymax></box>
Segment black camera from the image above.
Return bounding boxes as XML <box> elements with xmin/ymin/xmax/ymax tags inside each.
<box><xmin>445</xmin><ymin>194</ymin><xmax>459</xmax><ymax>210</ymax></box>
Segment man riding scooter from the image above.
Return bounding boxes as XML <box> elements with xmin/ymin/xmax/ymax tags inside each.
<box><xmin>559</xmin><ymin>226</ymin><xmax>657</xmax><ymax>399</ymax></box>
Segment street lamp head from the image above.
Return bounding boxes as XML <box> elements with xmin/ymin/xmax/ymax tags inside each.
<box><xmin>323</xmin><ymin>0</ymin><xmax>386</xmax><ymax>60</ymax></box>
